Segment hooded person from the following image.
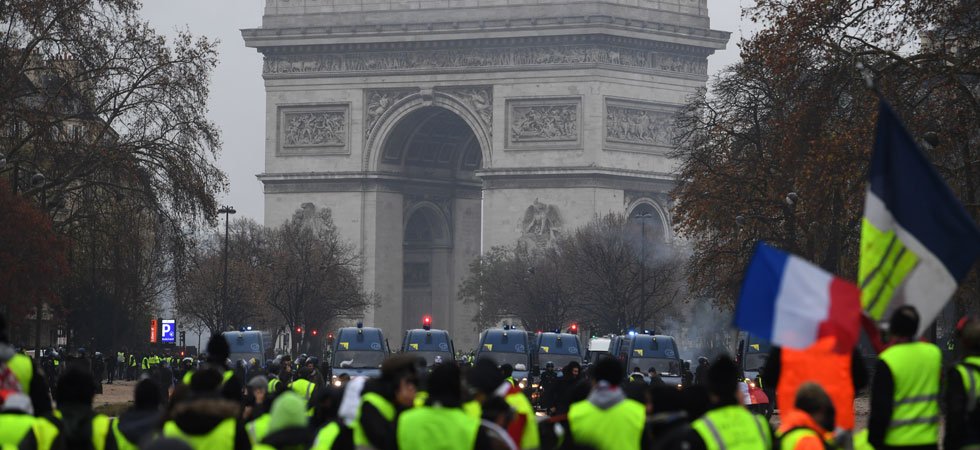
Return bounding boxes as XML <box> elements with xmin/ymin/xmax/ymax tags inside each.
<box><xmin>0</xmin><ymin>312</ymin><xmax>52</xmax><ymax>416</ymax></box>
<box><xmin>566</xmin><ymin>356</ymin><xmax>646</xmax><ymax>450</ymax></box>
<box><xmin>396</xmin><ymin>362</ymin><xmax>482</xmax><ymax>450</ymax></box>
<box><xmin>465</xmin><ymin>358</ymin><xmax>538</xmax><ymax>449</ymax></box>
<box><xmin>23</xmin><ymin>366</ymin><xmax>116</xmax><ymax>450</ymax></box>
<box><xmin>352</xmin><ymin>354</ymin><xmax>422</xmax><ymax>450</ymax></box>
<box><xmin>647</xmin><ymin>385</ymin><xmax>692</xmax><ymax>450</ymax></box>
<box><xmin>311</xmin><ymin>385</ymin><xmax>354</xmax><ymax>450</ymax></box>
<box><xmin>254</xmin><ymin>392</ymin><xmax>314</xmax><ymax>450</ymax></box>
<box><xmin>112</xmin><ymin>378</ymin><xmax>165</xmax><ymax>450</ymax></box>
<box><xmin>161</xmin><ymin>367</ymin><xmax>251</xmax><ymax>450</ymax></box>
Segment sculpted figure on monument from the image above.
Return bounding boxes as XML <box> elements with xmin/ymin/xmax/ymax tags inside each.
<box><xmin>606</xmin><ymin>105</ymin><xmax>674</xmax><ymax>146</ymax></box>
<box><xmin>365</xmin><ymin>90</ymin><xmax>414</xmax><ymax>134</ymax></box>
<box><xmin>522</xmin><ymin>199</ymin><xmax>562</xmax><ymax>244</ymax></box>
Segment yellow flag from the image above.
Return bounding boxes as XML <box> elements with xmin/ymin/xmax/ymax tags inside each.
<box><xmin>340</xmin><ymin>342</ymin><xmax>349</xmax><ymax>350</ymax></box>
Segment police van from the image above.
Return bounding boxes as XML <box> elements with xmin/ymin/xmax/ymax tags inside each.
<box><xmin>611</xmin><ymin>333</ymin><xmax>684</xmax><ymax>387</ymax></box>
<box><xmin>222</xmin><ymin>330</ymin><xmax>270</xmax><ymax>365</ymax></box>
<box><xmin>533</xmin><ymin>331</ymin><xmax>583</xmax><ymax>372</ymax></box>
<box><xmin>330</xmin><ymin>322</ymin><xmax>389</xmax><ymax>380</ymax></box>
<box><xmin>401</xmin><ymin>316</ymin><xmax>454</xmax><ymax>368</ymax></box>
<box><xmin>476</xmin><ymin>326</ymin><xmax>532</xmax><ymax>387</ymax></box>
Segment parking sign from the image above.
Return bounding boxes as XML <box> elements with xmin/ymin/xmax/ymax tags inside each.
<box><xmin>161</xmin><ymin>319</ymin><xmax>176</xmax><ymax>344</ymax></box>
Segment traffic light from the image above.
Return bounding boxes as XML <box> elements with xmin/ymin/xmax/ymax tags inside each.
<box><xmin>311</xmin><ymin>329</ymin><xmax>318</xmax><ymax>337</ymax></box>
<box><xmin>569</xmin><ymin>323</ymin><xmax>578</xmax><ymax>334</ymax></box>
<box><xmin>327</xmin><ymin>332</ymin><xmax>334</xmax><ymax>343</ymax></box>
<box><xmin>422</xmin><ymin>315</ymin><xmax>432</xmax><ymax>330</ymax></box>
<box><xmin>295</xmin><ymin>326</ymin><xmax>303</xmax><ymax>334</ymax></box>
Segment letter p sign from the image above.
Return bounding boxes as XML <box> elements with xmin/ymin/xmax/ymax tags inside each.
<box><xmin>161</xmin><ymin>319</ymin><xmax>176</xmax><ymax>344</ymax></box>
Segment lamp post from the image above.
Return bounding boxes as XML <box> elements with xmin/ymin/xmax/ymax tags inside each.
<box><xmin>31</xmin><ymin>172</ymin><xmax>45</xmax><ymax>355</ymax></box>
<box><xmin>217</xmin><ymin>206</ymin><xmax>236</xmax><ymax>330</ymax></box>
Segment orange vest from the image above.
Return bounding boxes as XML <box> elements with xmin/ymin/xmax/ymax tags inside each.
<box><xmin>778</xmin><ymin>336</ymin><xmax>854</xmax><ymax>429</ymax></box>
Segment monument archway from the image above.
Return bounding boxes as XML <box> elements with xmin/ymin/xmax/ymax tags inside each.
<box><xmin>379</xmin><ymin>106</ymin><xmax>483</xmax><ymax>337</ymax></box>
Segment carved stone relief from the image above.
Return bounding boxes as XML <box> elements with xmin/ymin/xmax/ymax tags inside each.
<box><xmin>506</xmin><ymin>98</ymin><xmax>580</xmax><ymax>148</ymax></box>
<box><xmin>278</xmin><ymin>105</ymin><xmax>348</xmax><ymax>155</ymax></box>
<box><xmin>364</xmin><ymin>89</ymin><xmax>416</xmax><ymax>138</ymax></box>
<box><xmin>403</xmin><ymin>262</ymin><xmax>431</xmax><ymax>287</ymax></box>
<box><xmin>519</xmin><ymin>198</ymin><xmax>562</xmax><ymax>247</ymax></box>
<box><xmin>437</xmin><ymin>86</ymin><xmax>492</xmax><ymax>133</ymax></box>
<box><xmin>604</xmin><ymin>100</ymin><xmax>678</xmax><ymax>151</ymax></box>
<box><xmin>263</xmin><ymin>45</ymin><xmax>708</xmax><ymax>77</ymax></box>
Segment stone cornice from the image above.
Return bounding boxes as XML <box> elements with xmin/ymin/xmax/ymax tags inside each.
<box><xmin>243</xmin><ymin>14</ymin><xmax>729</xmax><ymax>51</ymax></box>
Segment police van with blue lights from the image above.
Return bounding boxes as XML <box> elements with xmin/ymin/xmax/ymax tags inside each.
<box><xmin>401</xmin><ymin>315</ymin><xmax>454</xmax><ymax>368</ymax></box>
<box><xmin>476</xmin><ymin>325</ymin><xmax>532</xmax><ymax>387</ymax></box>
<box><xmin>330</xmin><ymin>322</ymin><xmax>389</xmax><ymax>382</ymax></box>
<box><xmin>533</xmin><ymin>327</ymin><xmax>583</xmax><ymax>372</ymax></box>
<box><xmin>610</xmin><ymin>331</ymin><xmax>684</xmax><ymax>388</ymax></box>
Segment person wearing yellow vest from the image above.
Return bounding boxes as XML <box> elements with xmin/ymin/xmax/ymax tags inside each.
<box><xmin>684</xmin><ymin>355</ymin><xmax>773</xmax><ymax>450</ymax></box>
<box><xmin>163</xmin><ymin>367</ymin><xmax>251</xmax><ymax>450</ymax></box>
<box><xmin>20</xmin><ymin>366</ymin><xmax>116</xmax><ymax>450</ymax></box>
<box><xmin>0</xmin><ymin>313</ymin><xmax>54</xmax><ymax>417</ymax></box>
<box><xmin>397</xmin><ymin>363</ymin><xmax>482</xmax><ymax>450</ymax></box>
<box><xmin>354</xmin><ymin>354</ymin><xmax>421</xmax><ymax>449</ymax></box>
<box><xmin>112</xmin><ymin>378</ymin><xmax>165</xmax><ymax>450</ymax></box>
<box><xmin>0</xmin><ymin>393</ymin><xmax>41</xmax><ymax>448</ymax></box>
<box><xmin>567</xmin><ymin>357</ymin><xmax>645</xmax><ymax>450</ymax></box>
<box><xmin>868</xmin><ymin>306</ymin><xmax>941</xmax><ymax>450</ymax></box>
<box><xmin>944</xmin><ymin>316</ymin><xmax>980</xmax><ymax>450</ymax></box>
<box><xmin>127</xmin><ymin>354</ymin><xmax>137</xmax><ymax>380</ymax></box>
<box><xmin>310</xmin><ymin>384</ymin><xmax>354</xmax><ymax>450</ymax></box>
<box><xmin>253</xmin><ymin>392</ymin><xmax>314</xmax><ymax>449</ymax></box>
<box><xmin>777</xmin><ymin>383</ymin><xmax>837</xmax><ymax>450</ymax></box>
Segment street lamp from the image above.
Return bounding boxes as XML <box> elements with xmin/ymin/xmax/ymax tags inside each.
<box><xmin>218</xmin><ymin>205</ymin><xmax>236</xmax><ymax>330</ymax></box>
<box><xmin>30</xmin><ymin>172</ymin><xmax>46</xmax><ymax>355</ymax></box>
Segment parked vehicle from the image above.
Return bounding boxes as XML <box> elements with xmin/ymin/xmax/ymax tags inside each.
<box><xmin>401</xmin><ymin>316</ymin><xmax>454</xmax><ymax>368</ymax></box>
<box><xmin>330</xmin><ymin>322</ymin><xmax>389</xmax><ymax>381</ymax></box>
<box><xmin>533</xmin><ymin>332</ymin><xmax>583</xmax><ymax>371</ymax></box>
<box><xmin>222</xmin><ymin>330</ymin><xmax>271</xmax><ymax>364</ymax></box>
<box><xmin>476</xmin><ymin>326</ymin><xmax>532</xmax><ymax>387</ymax></box>
<box><xmin>611</xmin><ymin>333</ymin><xmax>685</xmax><ymax>387</ymax></box>
<box><xmin>737</xmin><ymin>332</ymin><xmax>774</xmax><ymax>418</ymax></box>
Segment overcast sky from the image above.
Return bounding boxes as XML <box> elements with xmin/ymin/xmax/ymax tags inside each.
<box><xmin>140</xmin><ymin>0</ymin><xmax>752</xmax><ymax>226</ymax></box>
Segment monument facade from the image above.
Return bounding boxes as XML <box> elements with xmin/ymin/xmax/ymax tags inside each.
<box><xmin>243</xmin><ymin>0</ymin><xmax>728</xmax><ymax>350</ymax></box>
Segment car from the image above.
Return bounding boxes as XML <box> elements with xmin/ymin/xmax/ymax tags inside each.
<box><xmin>330</xmin><ymin>322</ymin><xmax>390</xmax><ymax>382</ymax></box>
<box><xmin>534</xmin><ymin>332</ymin><xmax>583</xmax><ymax>372</ymax></box>
<box><xmin>476</xmin><ymin>326</ymin><xmax>532</xmax><ymax>387</ymax></box>
<box><xmin>401</xmin><ymin>316</ymin><xmax>454</xmax><ymax>368</ymax></box>
<box><xmin>611</xmin><ymin>333</ymin><xmax>685</xmax><ymax>388</ymax></box>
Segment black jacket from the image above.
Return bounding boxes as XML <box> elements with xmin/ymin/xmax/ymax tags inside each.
<box><xmin>115</xmin><ymin>408</ymin><xmax>162</xmax><ymax>448</ymax></box>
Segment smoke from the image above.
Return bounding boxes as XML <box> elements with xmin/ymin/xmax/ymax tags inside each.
<box><xmin>660</xmin><ymin>299</ymin><xmax>736</xmax><ymax>361</ymax></box>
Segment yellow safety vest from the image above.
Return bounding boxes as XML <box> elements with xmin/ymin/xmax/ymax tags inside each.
<box><xmin>111</xmin><ymin>417</ymin><xmax>139</xmax><ymax>450</ymax></box>
<box><xmin>129</xmin><ymin>355</ymin><xmax>137</xmax><ymax>367</ymax></box>
<box><xmin>163</xmin><ymin>418</ymin><xmax>237</xmax><ymax>450</ymax></box>
<box><xmin>290</xmin><ymin>378</ymin><xmax>316</xmax><ymax>401</ymax></box>
<box><xmin>505</xmin><ymin>391</ymin><xmax>540</xmax><ymax>449</ymax></box>
<box><xmin>880</xmin><ymin>342</ymin><xmax>941</xmax><ymax>447</ymax></box>
<box><xmin>268</xmin><ymin>377</ymin><xmax>281</xmax><ymax>394</ymax></box>
<box><xmin>31</xmin><ymin>416</ymin><xmax>60</xmax><ymax>450</ymax></box>
<box><xmin>462</xmin><ymin>400</ymin><xmax>481</xmax><ymax>419</ymax></box>
<box><xmin>312</xmin><ymin>422</ymin><xmax>342</xmax><ymax>450</ymax></box>
<box><xmin>246</xmin><ymin>414</ymin><xmax>271</xmax><ymax>446</ymax></box>
<box><xmin>568</xmin><ymin>397</ymin><xmax>645</xmax><ymax>450</ymax></box>
<box><xmin>353</xmin><ymin>392</ymin><xmax>396</xmax><ymax>446</ymax></box>
<box><xmin>955</xmin><ymin>356</ymin><xmax>980</xmax><ymax>412</ymax></box>
<box><xmin>778</xmin><ymin>427</ymin><xmax>823</xmax><ymax>450</ymax></box>
<box><xmin>7</xmin><ymin>353</ymin><xmax>33</xmax><ymax>394</ymax></box>
<box><xmin>691</xmin><ymin>404</ymin><xmax>772</xmax><ymax>450</ymax></box>
<box><xmin>141</xmin><ymin>357</ymin><xmax>149</xmax><ymax>370</ymax></box>
<box><xmin>0</xmin><ymin>413</ymin><xmax>36</xmax><ymax>447</ymax></box>
<box><xmin>396</xmin><ymin>406</ymin><xmax>480</xmax><ymax>450</ymax></box>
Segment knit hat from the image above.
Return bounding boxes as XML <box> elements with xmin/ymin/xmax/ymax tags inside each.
<box><xmin>267</xmin><ymin>391</ymin><xmax>309</xmax><ymax>433</ymax></box>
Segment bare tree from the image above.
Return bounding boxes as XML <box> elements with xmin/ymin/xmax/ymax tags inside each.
<box><xmin>263</xmin><ymin>204</ymin><xmax>371</xmax><ymax>354</ymax></box>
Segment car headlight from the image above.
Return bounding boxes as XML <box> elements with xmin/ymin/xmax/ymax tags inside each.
<box><xmin>531</xmin><ymin>383</ymin><xmax>540</xmax><ymax>389</ymax></box>
<box><xmin>676</xmin><ymin>383</ymin><xmax>683</xmax><ymax>390</ymax></box>
<box><xmin>518</xmin><ymin>378</ymin><xmax>527</xmax><ymax>389</ymax></box>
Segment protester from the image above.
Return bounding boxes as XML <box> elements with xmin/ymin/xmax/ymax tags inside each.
<box><xmin>694</xmin><ymin>357</ymin><xmax>710</xmax><ymax>386</ymax></box>
<box><xmin>685</xmin><ymin>355</ymin><xmax>773</xmax><ymax>450</ymax></box>
<box><xmin>0</xmin><ymin>393</ymin><xmax>38</xmax><ymax>447</ymax></box>
<box><xmin>397</xmin><ymin>363</ymin><xmax>481</xmax><ymax>449</ymax></box>
<box><xmin>868</xmin><ymin>306</ymin><xmax>941</xmax><ymax>450</ymax></box>
<box><xmin>256</xmin><ymin>392</ymin><xmax>314</xmax><ymax>450</ymax></box>
<box><xmin>777</xmin><ymin>382</ymin><xmax>836</xmax><ymax>450</ymax></box>
<box><xmin>352</xmin><ymin>354</ymin><xmax>420</xmax><ymax>449</ymax></box>
<box><xmin>30</xmin><ymin>366</ymin><xmax>116</xmax><ymax>450</ymax></box>
<box><xmin>163</xmin><ymin>367</ymin><xmax>251</xmax><ymax>450</ymax></box>
<box><xmin>0</xmin><ymin>312</ymin><xmax>52</xmax><ymax>416</ymax></box>
<box><xmin>113</xmin><ymin>378</ymin><xmax>165</xmax><ymax>450</ymax></box>
<box><xmin>943</xmin><ymin>316</ymin><xmax>980</xmax><ymax>450</ymax></box>
<box><xmin>567</xmin><ymin>357</ymin><xmax>646</xmax><ymax>450</ymax></box>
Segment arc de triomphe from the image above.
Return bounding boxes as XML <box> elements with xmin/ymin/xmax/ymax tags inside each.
<box><xmin>243</xmin><ymin>0</ymin><xmax>728</xmax><ymax>350</ymax></box>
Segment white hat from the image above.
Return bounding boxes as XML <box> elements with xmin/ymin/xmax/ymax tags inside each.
<box><xmin>2</xmin><ymin>393</ymin><xmax>34</xmax><ymax>414</ymax></box>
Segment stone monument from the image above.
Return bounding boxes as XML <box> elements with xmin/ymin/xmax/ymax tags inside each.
<box><xmin>243</xmin><ymin>0</ymin><xmax>728</xmax><ymax>350</ymax></box>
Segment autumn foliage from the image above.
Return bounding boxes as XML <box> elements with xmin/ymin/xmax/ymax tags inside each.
<box><xmin>671</xmin><ymin>0</ymin><xmax>979</xmax><ymax>310</ymax></box>
<box><xmin>0</xmin><ymin>181</ymin><xmax>68</xmax><ymax>321</ymax></box>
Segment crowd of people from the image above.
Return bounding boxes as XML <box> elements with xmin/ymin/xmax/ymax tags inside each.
<box><xmin>0</xmin><ymin>306</ymin><xmax>978</xmax><ymax>450</ymax></box>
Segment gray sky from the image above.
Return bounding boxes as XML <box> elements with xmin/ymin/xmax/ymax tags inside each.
<box><xmin>140</xmin><ymin>0</ymin><xmax>751</xmax><ymax>226</ymax></box>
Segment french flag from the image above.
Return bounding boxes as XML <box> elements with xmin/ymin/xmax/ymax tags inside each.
<box><xmin>735</xmin><ymin>243</ymin><xmax>862</xmax><ymax>353</ymax></box>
